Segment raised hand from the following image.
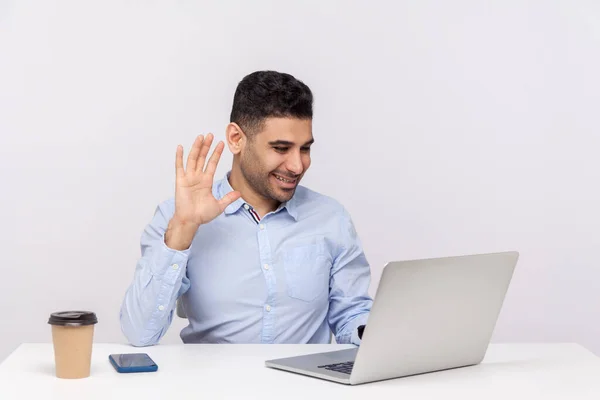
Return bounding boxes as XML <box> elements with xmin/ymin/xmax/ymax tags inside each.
<box><xmin>165</xmin><ymin>134</ymin><xmax>241</xmax><ymax>250</ymax></box>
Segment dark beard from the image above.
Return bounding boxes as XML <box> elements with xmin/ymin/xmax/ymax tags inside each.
<box><xmin>240</xmin><ymin>152</ymin><xmax>295</xmax><ymax>204</ymax></box>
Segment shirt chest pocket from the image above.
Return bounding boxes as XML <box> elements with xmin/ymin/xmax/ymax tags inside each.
<box><xmin>283</xmin><ymin>242</ymin><xmax>330</xmax><ymax>302</ymax></box>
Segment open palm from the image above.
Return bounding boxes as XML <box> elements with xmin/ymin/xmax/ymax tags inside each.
<box><xmin>174</xmin><ymin>133</ymin><xmax>241</xmax><ymax>226</ymax></box>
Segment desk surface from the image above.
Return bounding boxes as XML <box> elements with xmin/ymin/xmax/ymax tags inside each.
<box><xmin>0</xmin><ymin>343</ymin><xmax>599</xmax><ymax>399</ymax></box>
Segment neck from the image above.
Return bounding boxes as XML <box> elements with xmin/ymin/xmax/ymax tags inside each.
<box><xmin>228</xmin><ymin>162</ymin><xmax>279</xmax><ymax>218</ymax></box>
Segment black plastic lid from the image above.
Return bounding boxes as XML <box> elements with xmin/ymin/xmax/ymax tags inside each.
<box><xmin>48</xmin><ymin>311</ymin><xmax>98</xmax><ymax>326</ymax></box>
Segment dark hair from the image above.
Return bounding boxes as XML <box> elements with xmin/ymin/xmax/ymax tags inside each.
<box><xmin>230</xmin><ymin>70</ymin><xmax>313</xmax><ymax>136</ymax></box>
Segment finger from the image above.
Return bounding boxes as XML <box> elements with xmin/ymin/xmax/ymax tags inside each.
<box><xmin>219</xmin><ymin>190</ymin><xmax>242</xmax><ymax>212</ymax></box>
<box><xmin>175</xmin><ymin>145</ymin><xmax>184</xmax><ymax>178</ymax></box>
<box><xmin>196</xmin><ymin>133</ymin><xmax>214</xmax><ymax>172</ymax></box>
<box><xmin>186</xmin><ymin>135</ymin><xmax>204</xmax><ymax>172</ymax></box>
<box><xmin>204</xmin><ymin>141</ymin><xmax>225</xmax><ymax>176</ymax></box>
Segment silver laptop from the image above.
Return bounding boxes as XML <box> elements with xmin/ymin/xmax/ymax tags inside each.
<box><xmin>265</xmin><ymin>251</ymin><xmax>519</xmax><ymax>385</ymax></box>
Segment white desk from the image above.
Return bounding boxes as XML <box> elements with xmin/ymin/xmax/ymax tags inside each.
<box><xmin>0</xmin><ymin>343</ymin><xmax>599</xmax><ymax>399</ymax></box>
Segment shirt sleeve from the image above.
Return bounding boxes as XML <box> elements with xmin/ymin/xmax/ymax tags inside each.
<box><xmin>119</xmin><ymin>199</ymin><xmax>192</xmax><ymax>346</ymax></box>
<box><xmin>327</xmin><ymin>206</ymin><xmax>373</xmax><ymax>345</ymax></box>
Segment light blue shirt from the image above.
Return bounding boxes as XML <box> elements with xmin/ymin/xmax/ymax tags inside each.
<box><xmin>120</xmin><ymin>172</ymin><xmax>373</xmax><ymax>346</ymax></box>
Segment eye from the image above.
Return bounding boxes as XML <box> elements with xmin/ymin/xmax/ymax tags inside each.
<box><xmin>273</xmin><ymin>146</ymin><xmax>289</xmax><ymax>153</ymax></box>
<box><xmin>301</xmin><ymin>146</ymin><xmax>311</xmax><ymax>153</ymax></box>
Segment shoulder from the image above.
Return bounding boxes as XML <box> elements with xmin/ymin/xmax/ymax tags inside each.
<box><xmin>157</xmin><ymin>197</ymin><xmax>176</xmax><ymax>211</ymax></box>
<box><xmin>150</xmin><ymin>197</ymin><xmax>175</xmax><ymax>223</ymax></box>
<box><xmin>294</xmin><ymin>186</ymin><xmax>360</xmax><ymax>248</ymax></box>
<box><xmin>293</xmin><ymin>185</ymin><xmax>349</xmax><ymax>217</ymax></box>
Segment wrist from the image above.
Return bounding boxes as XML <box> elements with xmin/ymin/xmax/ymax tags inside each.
<box><xmin>165</xmin><ymin>217</ymin><xmax>199</xmax><ymax>251</ymax></box>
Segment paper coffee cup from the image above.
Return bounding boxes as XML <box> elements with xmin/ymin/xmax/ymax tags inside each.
<box><xmin>48</xmin><ymin>311</ymin><xmax>98</xmax><ymax>379</ymax></box>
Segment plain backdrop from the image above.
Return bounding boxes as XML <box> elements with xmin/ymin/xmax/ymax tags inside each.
<box><xmin>1</xmin><ymin>0</ymin><xmax>599</xmax><ymax>362</ymax></box>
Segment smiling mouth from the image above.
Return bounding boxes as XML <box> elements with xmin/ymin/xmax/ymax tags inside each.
<box><xmin>271</xmin><ymin>173</ymin><xmax>299</xmax><ymax>189</ymax></box>
<box><xmin>273</xmin><ymin>173</ymin><xmax>297</xmax><ymax>184</ymax></box>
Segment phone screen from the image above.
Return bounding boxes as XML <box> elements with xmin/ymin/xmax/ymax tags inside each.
<box><xmin>111</xmin><ymin>353</ymin><xmax>156</xmax><ymax>368</ymax></box>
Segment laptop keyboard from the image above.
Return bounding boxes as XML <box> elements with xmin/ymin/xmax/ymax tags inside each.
<box><xmin>317</xmin><ymin>361</ymin><xmax>354</xmax><ymax>374</ymax></box>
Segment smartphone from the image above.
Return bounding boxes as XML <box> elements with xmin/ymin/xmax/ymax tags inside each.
<box><xmin>108</xmin><ymin>353</ymin><xmax>158</xmax><ymax>373</ymax></box>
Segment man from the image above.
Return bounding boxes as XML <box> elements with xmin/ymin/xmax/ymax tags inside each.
<box><xmin>120</xmin><ymin>70</ymin><xmax>372</xmax><ymax>346</ymax></box>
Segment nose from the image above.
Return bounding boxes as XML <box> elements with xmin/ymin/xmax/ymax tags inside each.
<box><xmin>285</xmin><ymin>150</ymin><xmax>304</xmax><ymax>176</ymax></box>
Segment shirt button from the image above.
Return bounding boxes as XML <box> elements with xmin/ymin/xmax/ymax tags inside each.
<box><xmin>158</xmin><ymin>305</ymin><xmax>165</xmax><ymax>311</ymax></box>
<box><xmin>244</xmin><ymin>204</ymin><xmax>250</xmax><ymax>210</ymax></box>
<box><xmin>172</xmin><ymin>264</ymin><xmax>179</xmax><ymax>270</ymax></box>
<box><xmin>259</xmin><ymin>224</ymin><xmax>265</xmax><ymax>230</ymax></box>
<box><xmin>263</xmin><ymin>264</ymin><xmax>270</xmax><ymax>270</ymax></box>
<box><xmin>265</xmin><ymin>305</ymin><xmax>272</xmax><ymax>312</ymax></box>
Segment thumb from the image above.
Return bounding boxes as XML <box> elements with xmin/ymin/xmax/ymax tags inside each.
<box><xmin>219</xmin><ymin>190</ymin><xmax>242</xmax><ymax>211</ymax></box>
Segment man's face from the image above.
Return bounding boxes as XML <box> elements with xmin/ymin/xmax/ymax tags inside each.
<box><xmin>240</xmin><ymin>117</ymin><xmax>313</xmax><ymax>203</ymax></box>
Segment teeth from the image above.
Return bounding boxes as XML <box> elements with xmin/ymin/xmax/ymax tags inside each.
<box><xmin>275</xmin><ymin>174</ymin><xmax>293</xmax><ymax>183</ymax></box>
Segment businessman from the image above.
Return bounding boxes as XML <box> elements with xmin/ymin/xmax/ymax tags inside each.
<box><xmin>120</xmin><ymin>70</ymin><xmax>373</xmax><ymax>346</ymax></box>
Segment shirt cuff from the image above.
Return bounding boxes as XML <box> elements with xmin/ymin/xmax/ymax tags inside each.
<box><xmin>349</xmin><ymin>314</ymin><xmax>370</xmax><ymax>346</ymax></box>
<box><xmin>148</xmin><ymin>233</ymin><xmax>192</xmax><ymax>285</ymax></box>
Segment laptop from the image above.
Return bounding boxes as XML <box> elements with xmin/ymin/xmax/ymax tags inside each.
<box><xmin>265</xmin><ymin>251</ymin><xmax>519</xmax><ymax>385</ymax></box>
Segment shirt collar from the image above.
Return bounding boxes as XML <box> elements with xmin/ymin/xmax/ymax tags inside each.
<box><xmin>218</xmin><ymin>171</ymin><xmax>298</xmax><ymax>221</ymax></box>
<box><xmin>219</xmin><ymin>171</ymin><xmax>245</xmax><ymax>215</ymax></box>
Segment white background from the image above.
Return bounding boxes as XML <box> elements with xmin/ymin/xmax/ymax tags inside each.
<box><xmin>1</xmin><ymin>0</ymin><xmax>599</xmax><ymax>362</ymax></box>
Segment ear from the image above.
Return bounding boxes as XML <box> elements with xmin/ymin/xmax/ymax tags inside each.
<box><xmin>226</xmin><ymin>123</ymin><xmax>246</xmax><ymax>155</ymax></box>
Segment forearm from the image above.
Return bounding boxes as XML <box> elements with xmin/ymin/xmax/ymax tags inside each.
<box><xmin>120</xmin><ymin>235</ymin><xmax>191</xmax><ymax>346</ymax></box>
<box><xmin>120</xmin><ymin>201</ymin><xmax>195</xmax><ymax>346</ymax></box>
<box><xmin>329</xmin><ymin>299</ymin><xmax>371</xmax><ymax>345</ymax></box>
<box><xmin>328</xmin><ymin>206</ymin><xmax>373</xmax><ymax>345</ymax></box>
